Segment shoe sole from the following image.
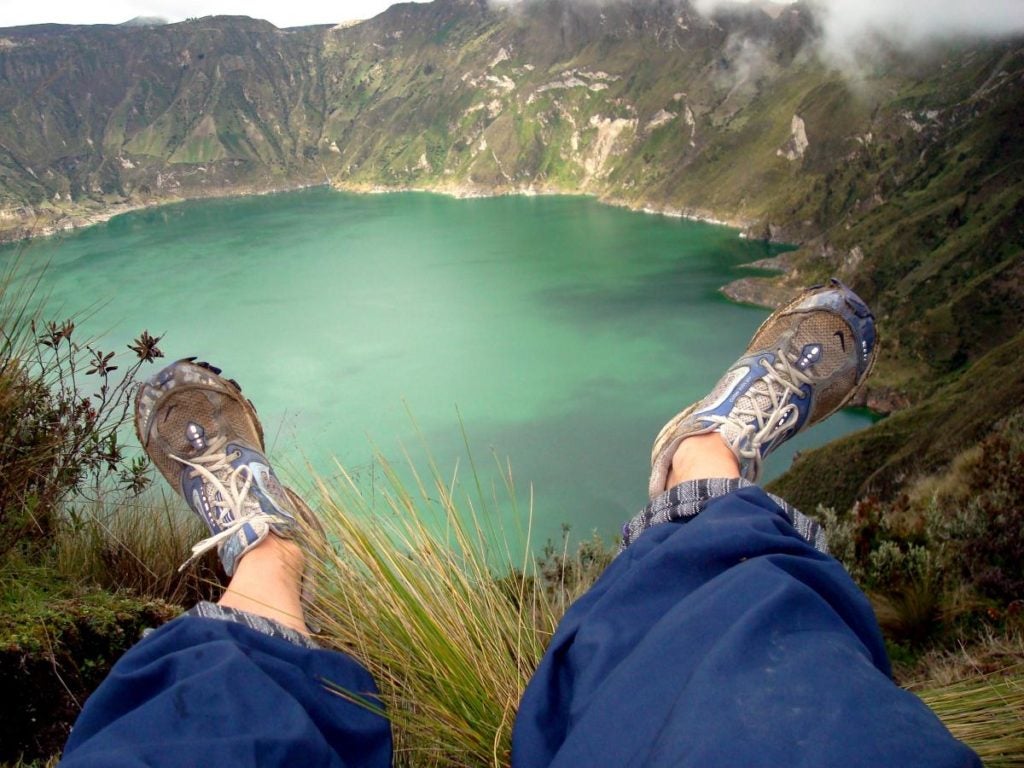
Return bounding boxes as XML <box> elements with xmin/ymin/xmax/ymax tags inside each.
<box><xmin>134</xmin><ymin>358</ymin><xmax>266</xmax><ymax>489</ymax></box>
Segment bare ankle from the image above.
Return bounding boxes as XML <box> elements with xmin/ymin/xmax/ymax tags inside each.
<box><xmin>218</xmin><ymin>534</ymin><xmax>308</xmax><ymax>636</ymax></box>
<box><xmin>665</xmin><ymin>433</ymin><xmax>741</xmax><ymax>489</ymax></box>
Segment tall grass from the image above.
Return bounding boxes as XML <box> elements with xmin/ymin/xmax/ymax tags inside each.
<box><xmin>303</xmin><ymin>451</ymin><xmax>602</xmax><ymax>767</ymax></box>
<box><xmin>917</xmin><ymin>667</ymin><xmax>1024</xmax><ymax>767</ymax></box>
<box><xmin>53</xmin><ymin>491</ymin><xmax>222</xmax><ymax>605</ymax></box>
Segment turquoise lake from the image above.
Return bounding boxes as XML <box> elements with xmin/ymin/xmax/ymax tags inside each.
<box><xmin>2</xmin><ymin>188</ymin><xmax>873</xmax><ymax>549</ymax></box>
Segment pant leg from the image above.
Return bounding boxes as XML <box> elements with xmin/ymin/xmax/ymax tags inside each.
<box><xmin>60</xmin><ymin>607</ymin><xmax>392</xmax><ymax>767</ymax></box>
<box><xmin>512</xmin><ymin>483</ymin><xmax>979</xmax><ymax>768</ymax></box>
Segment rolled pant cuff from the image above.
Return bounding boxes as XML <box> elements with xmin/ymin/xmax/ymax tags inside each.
<box><xmin>620</xmin><ymin>477</ymin><xmax>828</xmax><ymax>553</ymax></box>
<box><xmin>186</xmin><ymin>602</ymin><xmax>319</xmax><ymax>649</ymax></box>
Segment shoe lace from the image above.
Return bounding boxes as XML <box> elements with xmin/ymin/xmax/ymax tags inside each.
<box><xmin>171</xmin><ymin>434</ymin><xmax>280</xmax><ymax>571</ymax></box>
<box><xmin>707</xmin><ymin>350</ymin><xmax>815</xmax><ymax>478</ymax></box>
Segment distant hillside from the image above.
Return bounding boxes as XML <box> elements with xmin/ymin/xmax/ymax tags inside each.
<box><xmin>1</xmin><ymin>0</ymin><xmax>1022</xmax><ymax>505</ymax></box>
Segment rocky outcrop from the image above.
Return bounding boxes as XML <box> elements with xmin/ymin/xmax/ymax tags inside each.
<box><xmin>777</xmin><ymin>114</ymin><xmax>809</xmax><ymax>161</ymax></box>
<box><xmin>719</xmin><ymin>276</ymin><xmax>795</xmax><ymax>308</ymax></box>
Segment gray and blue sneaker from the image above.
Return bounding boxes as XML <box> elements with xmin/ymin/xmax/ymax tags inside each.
<box><xmin>134</xmin><ymin>358</ymin><xmax>309</xmax><ymax>576</ymax></box>
<box><xmin>649</xmin><ymin>278</ymin><xmax>877</xmax><ymax>495</ymax></box>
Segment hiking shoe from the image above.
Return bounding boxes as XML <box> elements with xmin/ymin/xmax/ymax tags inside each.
<box><xmin>649</xmin><ymin>278</ymin><xmax>877</xmax><ymax>495</ymax></box>
<box><xmin>135</xmin><ymin>358</ymin><xmax>305</xmax><ymax>576</ymax></box>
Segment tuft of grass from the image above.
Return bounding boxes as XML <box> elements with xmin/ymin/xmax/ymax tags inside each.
<box><xmin>53</xmin><ymin>491</ymin><xmax>223</xmax><ymax>606</ymax></box>
<box><xmin>303</xmin><ymin>450</ymin><xmax>599</xmax><ymax>768</ymax></box>
<box><xmin>916</xmin><ymin>668</ymin><xmax>1024</xmax><ymax>768</ymax></box>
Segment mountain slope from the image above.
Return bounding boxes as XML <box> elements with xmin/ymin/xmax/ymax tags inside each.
<box><xmin>1</xmin><ymin>0</ymin><xmax>1022</xmax><ymax>505</ymax></box>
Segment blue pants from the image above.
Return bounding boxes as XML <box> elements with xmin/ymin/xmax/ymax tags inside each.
<box><xmin>61</xmin><ymin>485</ymin><xmax>979</xmax><ymax>767</ymax></box>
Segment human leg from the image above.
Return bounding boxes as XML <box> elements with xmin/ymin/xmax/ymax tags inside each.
<box><xmin>59</xmin><ymin>360</ymin><xmax>391</xmax><ymax>767</ymax></box>
<box><xmin>512</xmin><ymin>280</ymin><xmax>979</xmax><ymax>767</ymax></box>
<box><xmin>218</xmin><ymin>534</ymin><xmax>307</xmax><ymax>635</ymax></box>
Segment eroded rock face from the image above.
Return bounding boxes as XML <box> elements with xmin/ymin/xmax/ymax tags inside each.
<box><xmin>777</xmin><ymin>114</ymin><xmax>809</xmax><ymax>161</ymax></box>
<box><xmin>582</xmin><ymin>116</ymin><xmax>638</xmax><ymax>180</ymax></box>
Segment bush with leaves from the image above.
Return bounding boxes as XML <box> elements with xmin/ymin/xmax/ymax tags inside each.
<box><xmin>0</xmin><ymin>314</ymin><xmax>165</xmax><ymax>556</ymax></box>
<box><xmin>817</xmin><ymin>408</ymin><xmax>1024</xmax><ymax>651</ymax></box>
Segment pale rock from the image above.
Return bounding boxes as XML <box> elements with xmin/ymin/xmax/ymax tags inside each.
<box><xmin>486</xmin><ymin>74</ymin><xmax>515</xmax><ymax>92</ymax></box>
<box><xmin>901</xmin><ymin>111</ymin><xmax>925</xmax><ymax>133</ymax></box>
<box><xmin>647</xmin><ymin>109</ymin><xmax>676</xmax><ymax>131</ymax></box>
<box><xmin>844</xmin><ymin>246</ymin><xmax>864</xmax><ymax>273</ymax></box>
<box><xmin>776</xmin><ymin>114</ymin><xmax>808</xmax><ymax>161</ymax></box>
<box><xmin>683</xmin><ymin>105</ymin><xmax>697</xmax><ymax>145</ymax></box>
<box><xmin>583</xmin><ymin>116</ymin><xmax>637</xmax><ymax>179</ymax></box>
<box><xmin>490</xmin><ymin>47</ymin><xmax>510</xmax><ymax>68</ymax></box>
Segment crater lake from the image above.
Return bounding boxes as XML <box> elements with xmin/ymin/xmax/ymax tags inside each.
<box><xmin>3</xmin><ymin>189</ymin><xmax>874</xmax><ymax>549</ymax></box>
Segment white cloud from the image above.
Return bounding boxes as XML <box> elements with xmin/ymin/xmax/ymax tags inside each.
<box><xmin>694</xmin><ymin>0</ymin><xmax>1024</xmax><ymax>63</ymax></box>
<box><xmin>0</xmin><ymin>0</ymin><xmax>429</xmax><ymax>29</ymax></box>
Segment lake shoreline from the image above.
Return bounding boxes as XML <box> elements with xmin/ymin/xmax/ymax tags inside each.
<box><xmin>1</xmin><ymin>178</ymin><xmax>787</xmax><ymax>311</ymax></box>
<box><xmin>1</xmin><ymin>178</ymin><xmax>758</xmax><ymax>246</ymax></box>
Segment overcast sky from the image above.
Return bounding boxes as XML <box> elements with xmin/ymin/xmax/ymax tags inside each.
<box><xmin>0</xmin><ymin>0</ymin><xmax>428</xmax><ymax>29</ymax></box>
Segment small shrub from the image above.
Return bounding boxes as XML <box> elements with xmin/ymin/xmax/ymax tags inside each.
<box><xmin>955</xmin><ymin>431</ymin><xmax>1024</xmax><ymax>603</ymax></box>
<box><xmin>817</xmin><ymin>408</ymin><xmax>1024</xmax><ymax>650</ymax></box>
<box><xmin>0</xmin><ymin>313</ymin><xmax>165</xmax><ymax>556</ymax></box>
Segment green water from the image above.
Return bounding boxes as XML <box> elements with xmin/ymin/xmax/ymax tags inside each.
<box><xmin>3</xmin><ymin>189</ymin><xmax>873</xmax><ymax>548</ymax></box>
